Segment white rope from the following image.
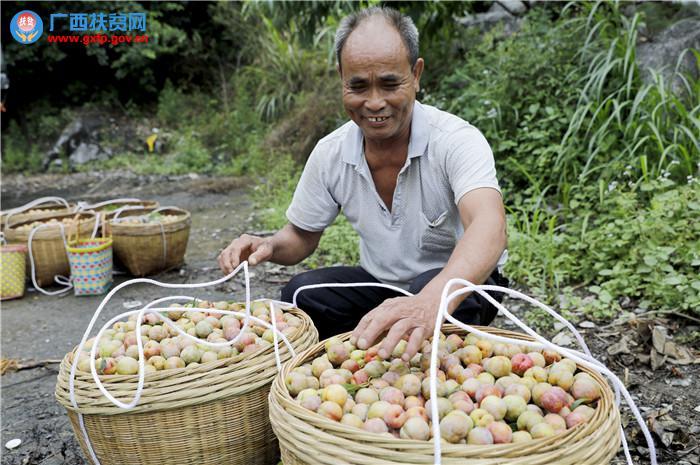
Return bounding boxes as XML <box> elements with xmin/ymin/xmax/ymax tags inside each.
<box><xmin>288</xmin><ymin>280</ymin><xmax>650</xmax><ymax>464</ymax></box>
<box><xmin>85</xmin><ymin>303</ymin><xmax>296</xmax><ymax>409</ymax></box>
<box><xmin>291</xmin><ymin>282</ymin><xmax>413</xmax><ymax>307</ymax></box>
<box><xmin>27</xmin><ymin>223</ymin><xmax>72</xmax><ymax>296</ymax></box>
<box><xmin>67</xmin><ymin>261</ymin><xmax>294</xmax><ymax>465</ymax></box>
<box><xmin>110</xmin><ymin>205</ymin><xmax>151</xmax><ymax>221</ymax></box>
<box><xmin>427</xmin><ymin>280</ymin><xmax>656</xmax><ymax>465</ymax></box>
<box><xmin>2</xmin><ymin>196</ymin><xmax>73</xmax><ymax>229</ymax></box>
<box><xmin>110</xmin><ymin>206</ymin><xmax>186</xmax><ymax>270</ymax></box>
<box><xmin>77</xmin><ymin>198</ymin><xmax>142</xmax><ymax>211</ymax></box>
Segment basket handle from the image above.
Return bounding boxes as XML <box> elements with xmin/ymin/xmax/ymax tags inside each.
<box><xmin>110</xmin><ymin>205</ymin><xmax>150</xmax><ymax>222</ymax></box>
<box><xmin>77</xmin><ymin>198</ymin><xmax>143</xmax><ymax>211</ymax></box>
<box><xmin>425</xmin><ymin>280</ymin><xmax>656</xmax><ymax>465</ymax></box>
<box><xmin>3</xmin><ymin>197</ymin><xmax>73</xmax><ymax>229</ymax></box>
<box><xmin>151</xmin><ymin>206</ymin><xmax>188</xmax><ymax>216</ymax></box>
<box><xmin>68</xmin><ymin>211</ymin><xmax>101</xmax><ymax>244</ymax></box>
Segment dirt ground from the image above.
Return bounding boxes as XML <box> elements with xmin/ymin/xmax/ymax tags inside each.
<box><xmin>1</xmin><ymin>172</ymin><xmax>698</xmax><ymax>465</ymax></box>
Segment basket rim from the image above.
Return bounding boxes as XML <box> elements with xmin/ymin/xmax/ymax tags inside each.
<box><xmin>55</xmin><ymin>305</ymin><xmax>319</xmax><ymax>415</ymax></box>
<box><xmin>67</xmin><ymin>237</ymin><xmax>113</xmax><ymax>253</ymax></box>
<box><xmin>4</xmin><ymin>212</ymin><xmax>98</xmax><ymax>240</ymax></box>
<box><xmin>1</xmin><ymin>244</ymin><xmax>28</xmax><ymax>253</ymax></box>
<box><xmin>108</xmin><ymin>209</ymin><xmax>191</xmax><ymax>234</ymax></box>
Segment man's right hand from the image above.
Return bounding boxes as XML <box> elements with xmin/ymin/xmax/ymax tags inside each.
<box><xmin>218</xmin><ymin>234</ymin><xmax>274</xmax><ymax>274</ymax></box>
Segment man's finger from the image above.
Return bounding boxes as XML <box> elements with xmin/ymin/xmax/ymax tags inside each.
<box><xmin>221</xmin><ymin>248</ymin><xmax>238</xmax><ymax>275</ymax></box>
<box><xmin>351</xmin><ymin>309</ymin><xmax>377</xmax><ymax>347</ymax></box>
<box><xmin>377</xmin><ymin>319</ymin><xmax>413</xmax><ymax>359</ymax></box>
<box><xmin>248</xmin><ymin>241</ymin><xmax>272</xmax><ymax>266</ymax></box>
<box><xmin>356</xmin><ymin>308</ymin><xmax>398</xmax><ymax>352</ymax></box>
<box><xmin>402</xmin><ymin>326</ymin><xmax>425</xmax><ymax>361</ymax></box>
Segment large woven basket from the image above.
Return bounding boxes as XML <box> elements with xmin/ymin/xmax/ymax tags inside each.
<box><xmin>269</xmin><ymin>326</ymin><xmax>621</xmax><ymax>465</ymax></box>
<box><xmin>107</xmin><ymin>207</ymin><xmax>190</xmax><ymax>277</ymax></box>
<box><xmin>4</xmin><ymin>212</ymin><xmax>97</xmax><ymax>287</ymax></box>
<box><xmin>55</xmin><ymin>307</ymin><xmax>319</xmax><ymax>465</ymax></box>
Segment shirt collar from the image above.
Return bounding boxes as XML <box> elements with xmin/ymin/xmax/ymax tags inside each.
<box><xmin>341</xmin><ymin>101</ymin><xmax>429</xmax><ymax>166</ymax></box>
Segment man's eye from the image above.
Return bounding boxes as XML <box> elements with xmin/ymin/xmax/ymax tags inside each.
<box><xmin>384</xmin><ymin>83</ymin><xmax>400</xmax><ymax>89</ymax></box>
<box><xmin>350</xmin><ymin>86</ymin><xmax>366</xmax><ymax>92</ymax></box>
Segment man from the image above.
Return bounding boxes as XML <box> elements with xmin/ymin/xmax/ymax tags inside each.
<box><xmin>219</xmin><ymin>6</ymin><xmax>507</xmax><ymax>362</ymax></box>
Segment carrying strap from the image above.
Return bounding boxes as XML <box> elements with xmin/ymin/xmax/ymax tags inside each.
<box><xmin>77</xmin><ymin>198</ymin><xmax>142</xmax><ymax>212</ymax></box>
<box><xmin>2</xmin><ymin>197</ymin><xmax>75</xmax><ymax>229</ymax></box>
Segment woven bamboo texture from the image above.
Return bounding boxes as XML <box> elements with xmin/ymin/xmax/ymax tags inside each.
<box><xmin>55</xmin><ymin>308</ymin><xmax>319</xmax><ymax>465</ymax></box>
<box><xmin>0</xmin><ymin>244</ymin><xmax>28</xmax><ymax>300</ymax></box>
<box><xmin>107</xmin><ymin>208</ymin><xmax>190</xmax><ymax>276</ymax></box>
<box><xmin>269</xmin><ymin>326</ymin><xmax>621</xmax><ymax>465</ymax></box>
<box><xmin>4</xmin><ymin>213</ymin><xmax>97</xmax><ymax>287</ymax></box>
<box><xmin>1</xmin><ymin>203</ymin><xmax>76</xmax><ymax>230</ymax></box>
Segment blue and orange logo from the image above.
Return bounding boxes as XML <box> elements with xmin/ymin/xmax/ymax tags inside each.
<box><xmin>10</xmin><ymin>10</ymin><xmax>44</xmax><ymax>44</ymax></box>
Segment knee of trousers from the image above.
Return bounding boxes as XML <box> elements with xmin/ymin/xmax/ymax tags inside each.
<box><xmin>280</xmin><ymin>270</ymin><xmax>325</xmax><ymax>305</ymax></box>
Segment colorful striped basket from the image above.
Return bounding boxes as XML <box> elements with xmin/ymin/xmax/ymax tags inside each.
<box><xmin>66</xmin><ymin>215</ymin><xmax>113</xmax><ymax>296</ymax></box>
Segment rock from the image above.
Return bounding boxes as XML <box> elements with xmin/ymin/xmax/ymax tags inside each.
<box><xmin>457</xmin><ymin>1</ymin><xmax>525</xmax><ymax>36</ymax></box>
<box><xmin>68</xmin><ymin>142</ymin><xmax>110</xmax><ymax>165</ymax></box>
<box><xmin>636</xmin><ymin>18</ymin><xmax>700</xmax><ymax>95</ymax></box>
<box><xmin>44</xmin><ymin>113</ymin><xmax>112</xmax><ymax>169</ymax></box>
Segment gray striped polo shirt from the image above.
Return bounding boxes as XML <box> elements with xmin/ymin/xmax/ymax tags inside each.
<box><xmin>286</xmin><ymin>101</ymin><xmax>507</xmax><ymax>290</ymax></box>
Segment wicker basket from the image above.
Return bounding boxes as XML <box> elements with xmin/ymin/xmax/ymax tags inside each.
<box><xmin>0</xmin><ymin>243</ymin><xmax>28</xmax><ymax>300</ymax></box>
<box><xmin>107</xmin><ymin>207</ymin><xmax>190</xmax><ymax>277</ymax></box>
<box><xmin>269</xmin><ymin>326</ymin><xmax>621</xmax><ymax>465</ymax></box>
<box><xmin>55</xmin><ymin>307</ymin><xmax>319</xmax><ymax>465</ymax></box>
<box><xmin>4</xmin><ymin>212</ymin><xmax>98</xmax><ymax>287</ymax></box>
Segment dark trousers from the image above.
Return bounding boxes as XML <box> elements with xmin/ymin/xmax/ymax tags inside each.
<box><xmin>281</xmin><ymin>267</ymin><xmax>508</xmax><ymax>340</ymax></box>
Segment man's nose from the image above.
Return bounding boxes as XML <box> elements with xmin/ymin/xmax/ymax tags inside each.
<box><xmin>365</xmin><ymin>87</ymin><xmax>386</xmax><ymax>113</ymax></box>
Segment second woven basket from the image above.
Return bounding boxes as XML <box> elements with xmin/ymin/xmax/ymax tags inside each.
<box><xmin>107</xmin><ymin>207</ymin><xmax>190</xmax><ymax>277</ymax></box>
<box><xmin>269</xmin><ymin>326</ymin><xmax>621</xmax><ymax>465</ymax></box>
<box><xmin>56</xmin><ymin>305</ymin><xmax>319</xmax><ymax>465</ymax></box>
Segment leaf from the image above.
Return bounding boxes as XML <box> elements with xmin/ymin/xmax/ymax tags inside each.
<box><xmin>342</xmin><ymin>382</ymin><xmax>368</xmax><ymax>395</ymax></box>
<box><xmin>571</xmin><ymin>398</ymin><xmax>592</xmax><ymax>410</ymax></box>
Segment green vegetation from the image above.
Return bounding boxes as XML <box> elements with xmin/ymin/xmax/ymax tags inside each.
<box><xmin>2</xmin><ymin>2</ymin><xmax>698</xmax><ymax>321</ymax></box>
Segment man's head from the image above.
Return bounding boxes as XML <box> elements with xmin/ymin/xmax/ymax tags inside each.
<box><xmin>335</xmin><ymin>7</ymin><xmax>424</xmax><ymax>145</ymax></box>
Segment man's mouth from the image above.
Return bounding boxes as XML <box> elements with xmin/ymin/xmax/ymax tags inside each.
<box><xmin>367</xmin><ymin>116</ymin><xmax>389</xmax><ymax>123</ymax></box>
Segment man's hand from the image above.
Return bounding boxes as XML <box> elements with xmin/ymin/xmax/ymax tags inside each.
<box><xmin>350</xmin><ymin>294</ymin><xmax>442</xmax><ymax>362</ymax></box>
<box><xmin>218</xmin><ymin>234</ymin><xmax>274</xmax><ymax>274</ymax></box>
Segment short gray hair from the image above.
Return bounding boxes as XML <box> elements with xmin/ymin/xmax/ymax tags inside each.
<box><xmin>334</xmin><ymin>6</ymin><xmax>419</xmax><ymax>70</ymax></box>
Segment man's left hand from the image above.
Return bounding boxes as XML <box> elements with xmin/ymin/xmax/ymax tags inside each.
<box><xmin>350</xmin><ymin>294</ymin><xmax>441</xmax><ymax>362</ymax></box>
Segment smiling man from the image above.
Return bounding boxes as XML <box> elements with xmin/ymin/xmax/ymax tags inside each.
<box><xmin>219</xmin><ymin>6</ymin><xmax>508</xmax><ymax>361</ymax></box>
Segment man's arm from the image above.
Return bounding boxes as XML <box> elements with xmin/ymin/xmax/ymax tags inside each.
<box><xmin>218</xmin><ymin>222</ymin><xmax>323</xmax><ymax>273</ymax></box>
<box><xmin>350</xmin><ymin>187</ymin><xmax>507</xmax><ymax>360</ymax></box>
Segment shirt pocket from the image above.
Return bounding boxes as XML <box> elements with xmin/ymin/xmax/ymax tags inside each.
<box><xmin>419</xmin><ymin>210</ymin><xmax>456</xmax><ymax>252</ymax></box>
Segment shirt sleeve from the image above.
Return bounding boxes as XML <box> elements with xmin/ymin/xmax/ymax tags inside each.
<box><xmin>285</xmin><ymin>143</ymin><xmax>340</xmax><ymax>232</ymax></box>
<box><xmin>444</xmin><ymin>125</ymin><xmax>501</xmax><ymax>205</ymax></box>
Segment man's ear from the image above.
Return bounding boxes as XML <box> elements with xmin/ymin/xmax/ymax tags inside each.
<box><xmin>413</xmin><ymin>58</ymin><xmax>425</xmax><ymax>92</ymax></box>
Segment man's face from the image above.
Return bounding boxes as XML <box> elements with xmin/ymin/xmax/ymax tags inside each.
<box><xmin>339</xmin><ymin>17</ymin><xmax>424</xmax><ymax>145</ymax></box>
